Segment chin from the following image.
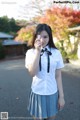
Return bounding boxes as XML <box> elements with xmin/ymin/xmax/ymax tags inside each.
<box><xmin>43</xmin><ymin>44</ymin><xmax>47</xmax><ymax>47</ymax></box>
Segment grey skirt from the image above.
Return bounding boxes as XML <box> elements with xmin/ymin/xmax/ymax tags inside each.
<box><xmin>27</xmin><ymin>90</ymin><xmax>59</xmax><ymax>119</ymax></box>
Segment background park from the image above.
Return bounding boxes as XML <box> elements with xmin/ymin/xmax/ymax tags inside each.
<box><xmin>0</xmin><ymin>0</ymin><xmax>80</xmax><ymax>120</ymax></box>
<box><xmin>0</xmin><ymin>1</ymin><xmax>80</xmax><ymax>61</ymax></box>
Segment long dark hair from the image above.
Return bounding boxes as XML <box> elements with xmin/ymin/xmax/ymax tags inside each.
<box><xmin>31</xmin><ymin>23</ymin><xmax>57</xmax><ymax>49</ymax></box>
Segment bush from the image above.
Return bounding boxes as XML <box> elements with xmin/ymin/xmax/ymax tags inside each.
<box><xmin>55</xmin><ymin>40</ymin><xmax>78</xmax><ymax>62</ymax></box>
<box><xmin>55</xmin><ymin>41</ymin><xmax>68</xmax><ymax>58</ymax></box>
<box><xmin>68</xmin><ymin>52</ymin><xmax>78</xmax><ymax>60</ymax></box>
<box><xmin>0</xmin><ymin>42</ymin><xmax>5</xmax><ymax>59</ymax></box>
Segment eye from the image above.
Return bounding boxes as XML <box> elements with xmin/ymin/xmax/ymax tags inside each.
<box><xmin>43</xmin><ymin>36</ymin><xmax>48</xmax><ymax>38</ymax></box>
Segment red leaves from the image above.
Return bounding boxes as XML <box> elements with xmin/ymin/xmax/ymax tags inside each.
<box><xmin>15</xmin><ymin>6</ymin><xmax>80</xmax><ymax>43</ymax></box>
<box><xmin>39</xmin><ymin>6</ymin><xmax>80</xmax><ymax>40</ymax></box>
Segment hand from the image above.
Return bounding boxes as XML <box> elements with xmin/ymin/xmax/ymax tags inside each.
<box><xmin>58</xmin><ymin>97</ymin><xmax>65</xmax><ymax>111</ymax></box>
<box><xmin>34</xmin><ymin>39</ymin><xmax>42</xmax><ymax>51</ymax></box>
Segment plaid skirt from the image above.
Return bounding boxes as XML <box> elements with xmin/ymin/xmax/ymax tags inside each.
<box><xmin>27</xmin><ymin>90</ymin><xmax>59</xmax><ymax>119</ymax></box>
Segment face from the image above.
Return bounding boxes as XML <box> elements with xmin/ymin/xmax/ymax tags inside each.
<box><xmin>36</xmin><ymin>30</ymin><xmax>49</xmax><ymax>48</ymax></box>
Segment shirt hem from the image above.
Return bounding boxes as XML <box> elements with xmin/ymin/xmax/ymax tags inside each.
<box><xmin>31</xmin><ymin>89</ymin><xmax>58</xmax><ymax>95</ymax></box>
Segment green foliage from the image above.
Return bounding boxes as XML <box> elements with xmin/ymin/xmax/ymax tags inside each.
<box><xmin>9</xmin><ymin>18</ymin><xmax>21</xmax><ymax>32</ymax></box>
<box><xmin>56</xmin><ymin>39</ymin><xmax>78</xmax><ymax>61</ymax></box>
<box><xmin>67</xmin><ymin>50</ymin><xmax>78</xmax><ymax>60</ymax></box>
<box><xmin>0</xmin><ymin>42</ymin><xmax>5</xmax><ymax>59</ymax></box>
<box><xmin>0</xmin><ymin>16</ymin><xmax>21</xmax><ymax>34</ymax></box>
<box><xmin>0</xmin><ymin>16</ymin><xmax>10</xmax><ymax>33</ymax></box>
<box><xmin>55</xmin><ymin>41</ymin><xmax>68</xmax><ymax>59</ymax></box>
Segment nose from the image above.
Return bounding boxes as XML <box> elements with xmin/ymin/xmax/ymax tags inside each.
<box><xmin>40</xmin><ymin>38</ymin><xmax>44</xmax><ymax>43</ymax></box>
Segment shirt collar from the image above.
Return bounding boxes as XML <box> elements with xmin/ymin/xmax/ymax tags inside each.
<box><xmin>42</xmin><ymin>45</ymin><xmax>50</xmax><ymax>51</ymax></box>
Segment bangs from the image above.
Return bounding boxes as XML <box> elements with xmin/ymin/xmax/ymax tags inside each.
<box><xmin>36</xmin><ymin>24</ymin><xmax>51</xmax><ymax>36</ymax></box>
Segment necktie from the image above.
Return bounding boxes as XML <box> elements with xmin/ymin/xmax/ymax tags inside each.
<box><xmin>39</xmin><ymin>48</ymin><xmax>52</xmax><ymax>73</ymax></box>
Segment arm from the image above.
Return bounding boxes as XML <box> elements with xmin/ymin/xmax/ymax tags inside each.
<box><xmin>27</xmin><ymin>50</ymin><xmax>40</xmax><ymax>77</ymax></box>
<box><xmin>55</xmin><ymin>69</ymin><xmax>65</xmax><ymax>110</ymax></box>
<box><xmin>27</xmin><ymin>40</ymin><xmax>41</xmax><ymax>77</ymax></box>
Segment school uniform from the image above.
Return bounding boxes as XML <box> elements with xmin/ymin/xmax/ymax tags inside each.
<box><xmin>25</xmin><ymin>45</ymin><xmax>64</xmax><ymax>119</ymax></box>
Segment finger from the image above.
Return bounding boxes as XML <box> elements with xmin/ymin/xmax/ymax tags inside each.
<box><xmin>35</xmin><ymin>40</ymin><xmax>41</xmax><ymax>46</ymax></box>
<box><xmin>58</xmin><ymin>103</ymin><xmax>64</xmax><ymax>110</ymax></box>
<box><xmin>60</xmin><ymin>105</ymin><xmax>64</xmax><ymax>111</ymax></box>
<box><xmin>58</xmin><ymin>105</ymin><xmax>63</xmax><ymax>111</ymax></box>
<box><xmin>35</xmin><ymin>40</ymin><xmax>40</xmax><ymax>43</ymax></box>
<box><xmin>37</xmin><ymin>35</ymin><xmax>41</xmax><ymax>40</ymax></box>
<box><xmin>34</xmin><ymin>42</ymin><xmax>41</xmax><ymax>49</ymax></box>
<box><xmin>58</xmin><ymin>103</ymin><xmax>60</xmax><ymax>110</ymax></box>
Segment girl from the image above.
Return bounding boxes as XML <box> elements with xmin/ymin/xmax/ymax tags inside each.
<box><xmin>25</xmin><ymin>24</ymin><xmax>65</xmax><ymax>120</ymax></box>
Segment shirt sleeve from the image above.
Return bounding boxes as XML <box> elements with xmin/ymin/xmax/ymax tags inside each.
<box><xmin>56</xmin><ymin>50</ymin><xmax>64</xmax><ymax>69</ymax></box>
<box><xmin>25</xmin><ymin>49</ymin><xmax>34</xmax><ymax>69</ymax></box>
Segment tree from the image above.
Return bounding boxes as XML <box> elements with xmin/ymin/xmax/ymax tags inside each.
<box><xmin>38</xmin><ymin>6</ymin><xmax>80</xmax><ymax>60</ymax></box>
<box><xmin>0</xmin><ymin>16</ymin><xmax>10</xmax><ymax>33</ymax></box>
<box><xmin>15</xmin><ymin>6</ymin><xmax>80</xmax><ymax>60</ymax></box>
<box><xmin>0</xmin><ymin>42</ymin><xmax>5</xmax><ymax>59</ymax></box>
<box><xmin>60</xmin><ymin>7</ymin><xmax>80</xmax><ymax>27</ymax></box>
<box><xmin>0</xmin><ymin>16</ymin><xmax>21</xmax><ymax>36</ymax></box>
<box><xmin>39</xmin><ymin>7</ymin><xmax>71</xmax><ymax>40</ymax></box>
<box><xmin>15</xmin><ymin>25</ymin><xmax>35</xmax><ymax>45</ymax></box>
<box><xmin>18</xmin><ymin>0</ymin><xmax>53</xmax><ymax>21</ymax></box>
<box><xmin>9</xmin><ymin>18</ymin><xmax>21</xmax><ymax>32</ymax></box>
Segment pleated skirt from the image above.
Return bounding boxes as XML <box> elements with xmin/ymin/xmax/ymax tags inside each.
<box><xmin>27</xmin><ymin>90</ymin><xmax>59</xmax><ymax>119</ymax></box>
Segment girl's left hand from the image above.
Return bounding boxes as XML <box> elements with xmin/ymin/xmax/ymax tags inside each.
<box><xmin>58</xmin><ymin>97</ymin><xmax>65</xmax><ymax>111</ymax></box>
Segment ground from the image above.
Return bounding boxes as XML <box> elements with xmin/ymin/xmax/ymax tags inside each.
<box><xmin>0</xmin><ymin>59</ymin><xmax>80</xmax><ymax>120</ymax></box>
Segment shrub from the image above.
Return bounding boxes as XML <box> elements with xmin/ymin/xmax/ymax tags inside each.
<box><xmin>0</xmin><ymin>42</ymin><xmax>5</xmax><ymax>59</ymax></box>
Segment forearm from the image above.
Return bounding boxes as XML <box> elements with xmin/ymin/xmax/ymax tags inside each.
<box><xmin>28</xmin><ymin>50</ymin><xmax>40</xmax><ymax>76</ymax></box>
<box><xmin>57</xmin><ymin>78</ymin><xmax>64</xmax><ymax>98</ymax></box>
<box><xmin>56</xmin><ymin>71</ymin><xmax>64</xmax><ymax>98</ymax></box>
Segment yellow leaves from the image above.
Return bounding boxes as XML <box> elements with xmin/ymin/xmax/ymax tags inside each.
<box><xmin>15</xmin><ymin>26</ymin><xmax>35</xmax><ymax>43</ymax></box>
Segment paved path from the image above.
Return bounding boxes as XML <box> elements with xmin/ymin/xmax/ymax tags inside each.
<box><xmin>62</xmin><ymin>62</ymin><xmax>80</xmax><ymax>76</ymax></box>
<box><xmin>0</xmin><ymin>59</ymin><xmax>80</xmax><ymax>120</ymax></box>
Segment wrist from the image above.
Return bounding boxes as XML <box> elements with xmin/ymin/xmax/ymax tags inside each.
<box><xmin>35</xmin><ymin>49</ymin><xmax>41</xmax><ymax>54</ymax></box>
<box><xmin>59</xmin><ymin>95</ymin><xmax>64</xmax><ymax>99</ymax></box>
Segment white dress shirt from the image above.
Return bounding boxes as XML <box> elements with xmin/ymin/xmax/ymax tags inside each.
<box><xmin>25</xmin><ymin>46</ymin><xmax>64</xmax><ymax>95</ymax></box>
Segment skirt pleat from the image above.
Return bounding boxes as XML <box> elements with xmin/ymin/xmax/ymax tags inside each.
<box><xmin>27</xmin><ymin>91</ymin><xmax>58</xmax><ymax>119</ymax></box>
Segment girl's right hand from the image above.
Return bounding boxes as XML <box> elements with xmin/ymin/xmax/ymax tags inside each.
<box><xmin>34</xmin><ymin>40</ymin><xmax>42</xmax><ymax>51</ymax></box>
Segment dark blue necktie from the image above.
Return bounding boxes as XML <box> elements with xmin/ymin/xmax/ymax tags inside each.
<box><xmin>39</xmin><ymin>48</ymin><xmax>52</xmax><ymax>73</ymax></box>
